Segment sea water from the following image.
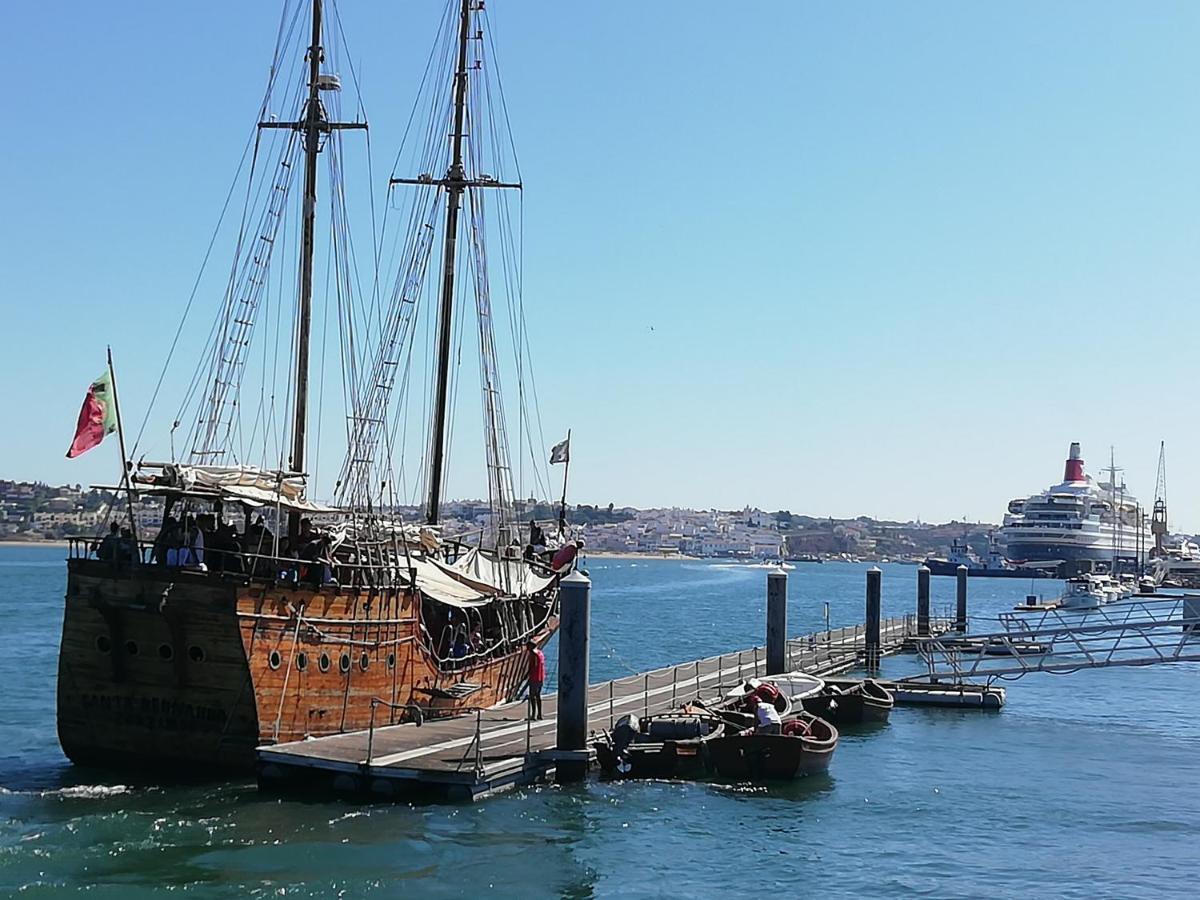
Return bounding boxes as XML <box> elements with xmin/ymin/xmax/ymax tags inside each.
<box><xmin>1</xmin><ymin>545</ymin><xmax>1196</xmax><ymax>897</ymax></box>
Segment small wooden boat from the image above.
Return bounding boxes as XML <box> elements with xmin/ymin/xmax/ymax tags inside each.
<box><xmin>720</xmin><ymin>677</ymin><xmax>806</xmax><ymax>715</ymax></box>
<box><xmin>754</xmin><ymin>672</ymin><xmax>825</xmax><ymax>704</ymax></box>
<box><xmin>801</xmin><ymin>678</ymin><xmax>894</xmax><ymax>725</ymax></box>
<box><xmin>593</xmin><ymin>712</ymin><xmax>726</xmax><ymax>779</ymax></box>
<box><xmin>706</xmin><ymin>712</ymin><xmax>838</xmax><ymax>780</ymax></box>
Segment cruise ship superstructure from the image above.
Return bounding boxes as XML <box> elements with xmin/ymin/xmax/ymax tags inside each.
<box><xmin>1000</xmin><ymin>443</ymin><xmax>1151</xmax><ymax>571</ymax></box>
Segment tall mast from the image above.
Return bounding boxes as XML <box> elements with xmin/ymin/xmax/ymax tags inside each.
<box><xmin>291</xmin><ymin>0</ymin><xmax>324</xmax><ymax>488</ymax></box>
<box><xmin>425</xmin><ymin>0</ymin><xmax>473</xmax><ymax>526</ymax></box>
<box><xmin>258</xmin><ymin>0</ymin><xmax>365</xmax><ymax>533</ymax></box>
<box><xmin>388</xmin><ymin>0</ymin><xmax>522</xmax><ymax>527</ymax></box>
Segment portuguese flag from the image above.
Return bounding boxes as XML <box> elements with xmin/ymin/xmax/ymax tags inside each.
<box><xmin>66</xmin><ymin>370</ymin><xmax>118</xmax><ymax>459</ymax></box>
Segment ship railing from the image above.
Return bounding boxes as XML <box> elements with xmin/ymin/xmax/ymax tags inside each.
<box><xmin>363</xmin><ymin>697</ymin><xmax>428</xmax><ymax>768</ymax></box>
<box><xmin>67</xmin><ymin>533</ymin><xmax>561</xmax><ymax>591</ymax></box>
<box><xmin>416</xmin><ymin>598</ymin><xmax>558</xmax><ymax>673</ymax></box>
<box><xmin>64</xmin><ymin>535</ymin><xmax>522</xmax><ymax>592</ymax></box>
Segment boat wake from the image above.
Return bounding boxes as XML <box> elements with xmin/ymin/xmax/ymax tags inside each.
<box><xmin>0</xmin><ymin>784</ymin><xmax>133</xmax><ymax>799</ymax></box>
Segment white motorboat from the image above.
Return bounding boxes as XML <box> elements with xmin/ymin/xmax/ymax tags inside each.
<box><xmin>1058</xmin><ymin>574</ymin><xmax>1124</xmax><ymax>609</ymax></box>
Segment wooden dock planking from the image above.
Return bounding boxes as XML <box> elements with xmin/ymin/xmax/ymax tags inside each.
<box><xmin>257</xmin><ymin>615</ymin><xmax>949</xmax><ymax>798</ymax></box>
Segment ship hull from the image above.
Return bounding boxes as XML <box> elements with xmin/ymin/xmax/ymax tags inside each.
<box><xmin>924</xmin><ymin>559</ymin><xmax>1050</xmax><ymax>579</ymax></box>
<box><xmin>1001</xmin><ymin>541</ymin><xmax>1140</xmax><ymax>565</ymax></box>
<box><xmin>58</xmin><ymin>559</ymin><xmax>555</xmax><ymax>773</ymax></box>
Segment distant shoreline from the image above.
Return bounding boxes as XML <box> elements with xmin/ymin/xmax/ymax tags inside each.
<box><xmin>0</xmin><ymin>539</ymin><xmax>71</xmax><ymax>548</ymax></box>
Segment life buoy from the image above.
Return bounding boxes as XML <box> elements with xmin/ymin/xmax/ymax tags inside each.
<box><xmin>749</xmin><ymin>682</ymin><xmax>781</xmax><ymax>705</ymax></box>
<box><xmin>783</xmin><ymin>719</ymin><xmax>810</xmax><ymax>738</ymax></box>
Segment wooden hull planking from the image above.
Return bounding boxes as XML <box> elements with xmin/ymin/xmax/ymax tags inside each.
<box><xmin>57</xmin><ymin>560</ymin><xmax>554</xmax><ymax>772</ymax></box>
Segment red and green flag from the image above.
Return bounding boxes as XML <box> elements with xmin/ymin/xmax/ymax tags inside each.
<box><xmin>66</xmin><ymin>370</ymin><xmax>118</xmax><ymax>459</ymax></box>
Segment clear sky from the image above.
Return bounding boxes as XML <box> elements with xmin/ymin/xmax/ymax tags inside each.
<box><xmin>2</xmin><ymin>1</ymin><xmax>1198</xmax><ymax>528</ymax></box>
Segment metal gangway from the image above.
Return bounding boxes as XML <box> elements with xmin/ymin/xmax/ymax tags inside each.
<box><xmin>911</xmin><ymin>593</ymin><xmax>1200</xmax><ymax>683</ymax></box>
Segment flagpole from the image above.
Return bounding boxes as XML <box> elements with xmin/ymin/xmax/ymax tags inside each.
<box><xmin>558</xmin><ymin>429</ymin><xmax>571</xmax><ymax>536</ymax></box>
<box><xmin>107</xmin><ymin>346</ymin><xmax>139</xmax><ymax>543</ymax></box>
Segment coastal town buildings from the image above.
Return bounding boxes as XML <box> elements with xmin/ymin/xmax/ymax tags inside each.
<box><xmin>1</xmin><ymin>477</ymin><xmax>1022</xmax><ymax>562</ymax></box>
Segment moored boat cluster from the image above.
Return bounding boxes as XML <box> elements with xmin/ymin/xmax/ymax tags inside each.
<box><xmin>593</xmin><ymin>675</ymin><xmax>894</xmax><ymax>783</ymax></box>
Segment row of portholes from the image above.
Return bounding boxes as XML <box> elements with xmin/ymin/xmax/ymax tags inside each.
<box><xmin>266</xmin><ymin>649</ymin><xmax>397</xmax><ymax>673</ymax></box>
<box><xmin>94</xmin><ymin>635</ymin><xmax>205</xmax><ymax>663</ymax></box>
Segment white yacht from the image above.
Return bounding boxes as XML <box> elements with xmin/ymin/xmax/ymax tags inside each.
<box><xmin>1150</xmin><ymin>539</ymin><xmax>1200</xmax><ymax>587</ymax></box>
<box><xmin>1000</xmin><ymin>443</ymin><xmax>1151</xmax><ymax>570</ymax></box>
<box><xmin>1058</xmin><ymin>574</ymin><xmax>1125</xmax><ymax>610</ymax></box>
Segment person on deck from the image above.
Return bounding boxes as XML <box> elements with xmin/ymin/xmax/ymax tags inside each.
<box><xmin>181</xmin><ymin>515</ymin><xmax>206</xmax><ymax>569</ymax></box>
<box><xmin>210</xmin><ymin>520</ymin><xmax>242</xmax><ymax>575</ymax></box>
<box><xmin>118</xmin><ymin>527</ymin><xmax>138</xmax><ymax>566</ymax></box>
<box><xmin>299</xmin><ymin>533</ymin><xmax>334</xmax><ymax>586</ymax></box>
<box><xmin>94</xmin><ymin>522</ymin><xmax>119</xmax><ymax>563</ymax></box>
<box><xmin>754</xmin><ymin>697</ymin><xmax>782</xmax><ymax>735</ymax></box>
<box><xmin>153</xmin><ymin>516</ymin><xmax>180</xmax><ymax>565</ymax></box>
<box><xmin>526</xmin><ymin>639</ymin><xmax>546</xmax><ymax>721</ymax></box>
<box><xmin>529</xmin><ymin>519</ymin><xmax>546</xmax><ymax>549</ymax></box>
<box><xmin>243</xmin><ymin>515</ymin><xmax>274</xmax><ymax>575</ymax></box>
<box><xmin>451</xmin><ymin>630</ymin><xmax>471</xmax><ymax>663</ymax></box>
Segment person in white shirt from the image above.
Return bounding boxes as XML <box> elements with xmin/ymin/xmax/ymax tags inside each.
<box><xmin>755</xmin><ymin>699</ymin><xmax>782</xmax><ymax>735</ymax></box>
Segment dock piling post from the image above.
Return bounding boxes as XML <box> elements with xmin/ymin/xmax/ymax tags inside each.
<box><xmin>766</xmin><ymin>569</ymin><xmax>788</xmax><ymax>675</ymax></box>
<box><xmin>555</xmin><ymin>570</ymin><xmax>591</xmax><ymax>783</ymax></box>
<box><xmin>917</xmin><ymin>565</ymin><xmax>931</xmax><ymax>636</ymax></box>
<box><xmin>865</xmin><ymin>566</ymin><xmax>882</xmax><ymax>671</ymax></box>
<box><xmin>956</xmin><ymin>565</ymin><xmax>968</xmax><ymax>633</ymax></box>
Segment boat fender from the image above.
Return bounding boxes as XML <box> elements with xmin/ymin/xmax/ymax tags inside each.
<box><xmin>409</xmin><ymin>705</ymin><xmax>424</xmax><ymax>727</ymax></box>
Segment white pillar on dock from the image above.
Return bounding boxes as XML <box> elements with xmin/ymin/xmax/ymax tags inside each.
<box><xmin>555</xmin><ymin>570</ymin><xmax>591</xmax><ymax>782</ymax></box>
<box><xmin>766</xmin><ymin>569</ymin><xmax>788</xmax><ymax>675</ymax></box>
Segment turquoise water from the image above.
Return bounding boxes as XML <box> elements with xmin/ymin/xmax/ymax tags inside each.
<box><xmin>1</xmin><ymin>545</ymin><xmax>1197</xmax><ymax>897</ymax></box>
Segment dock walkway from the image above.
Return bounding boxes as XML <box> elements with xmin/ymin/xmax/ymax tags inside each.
<box><xmin>258</xmin><ymin>615</ymin><xmax>946</xmax><ymax>800</ymax></box>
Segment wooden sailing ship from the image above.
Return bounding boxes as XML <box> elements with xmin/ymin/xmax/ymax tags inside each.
<box><xmin>58</xmin><ymin>0</ymin><xmax>567</xmax><ymax>772</ymax></box>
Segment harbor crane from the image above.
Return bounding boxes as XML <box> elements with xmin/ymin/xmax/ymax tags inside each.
<box><xmin>1151</xmin><ymin>441</ymin><xmax>1168</xmax><ymax>558</ymax></box>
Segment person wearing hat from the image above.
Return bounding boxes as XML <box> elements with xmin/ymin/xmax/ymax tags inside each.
<box><xmin>526</xmin><ymin>639</ymin><xmax>546</xmax><ymax>720</ymax></box>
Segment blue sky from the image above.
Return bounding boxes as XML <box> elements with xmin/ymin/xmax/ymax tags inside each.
<box><xmin>2</xmin><ymin>1</ymin><xmax>1198</xmax><ymax>527</ymax></box>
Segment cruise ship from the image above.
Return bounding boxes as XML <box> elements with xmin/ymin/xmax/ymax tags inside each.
<box><xmin>1000</xmin><ymin>443</ymin><xmax>1151</xmax><ymax>570</ymax></box>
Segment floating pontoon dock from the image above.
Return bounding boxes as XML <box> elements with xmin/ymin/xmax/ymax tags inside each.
<box><xmin>258</xmin><ymin>614</ymin><xmax>950</xmax><ymax>800</ymax></box>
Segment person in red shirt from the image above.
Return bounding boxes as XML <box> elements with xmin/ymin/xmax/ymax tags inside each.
<box><xmin>526</xmin><ymin>639</ymin><xmax>546</xmax><ymax>720</ymax></box>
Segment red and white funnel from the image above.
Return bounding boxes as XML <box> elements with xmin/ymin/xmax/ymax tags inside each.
<box><xmin>1063</xmin><ymin>442</ymin><xmax>1085</xmax><ymax>483</ymax></box>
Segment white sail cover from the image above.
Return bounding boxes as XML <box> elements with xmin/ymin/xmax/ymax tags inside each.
<box><xmin>138</xmin><ymin>464</ymin><xmax>334</xmax><ymax>513</ymax></box>
<box><xmin>408</xmin><ymin>558</ymin><xmax>494</xmax><ymax>608</ymax></box>
<box><xmin>434</xmin><ymin>548</ymin><xmax>555</xmax><ymax>598</ymax></box>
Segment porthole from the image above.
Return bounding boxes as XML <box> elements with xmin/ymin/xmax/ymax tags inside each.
<box><xmin>339</xmin><ymin>653</ymin><xmax>351</xmax><ymax>673</ymax></box>
<box><xmin>188</xmin><ymin>645</ymin><xmax>206</xmax><ymax>663</ymax></box>
<box><xmin>124</xmin><ymin>640</ymin><xmax>139</xmax><ymax>657</ymax></box>
<box><xmin>359</xmin><ymin>651</ymin><xmax>370</xmax><ymax>671</ymax></box>
<box><xmin>268</xmin><ymin>649</ymin><xmax>282</xmax><ymax>670</ymax></box>
<box><xmin>297</xmin><ymin>652</ymin><xmax>308</xmax><ymax>671</ymax></box>
<box><xmin>387</xmin><ymin>652</ymin><xmax>396</xmax><ymax>670</ymax></box>
<box><xmin>95</xmin><ymin>635</ymin><xmax>111</xmax><ymax>654</ymax></box>
<box><xmin>319</xmin><ymin>653</ymin><xmax>331</xmax><ymax>673</ymax></box>
<box><xmin>158</xmin><ymin>643</ymin><xmax>174</xmax><ymax>661</ymax></box>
